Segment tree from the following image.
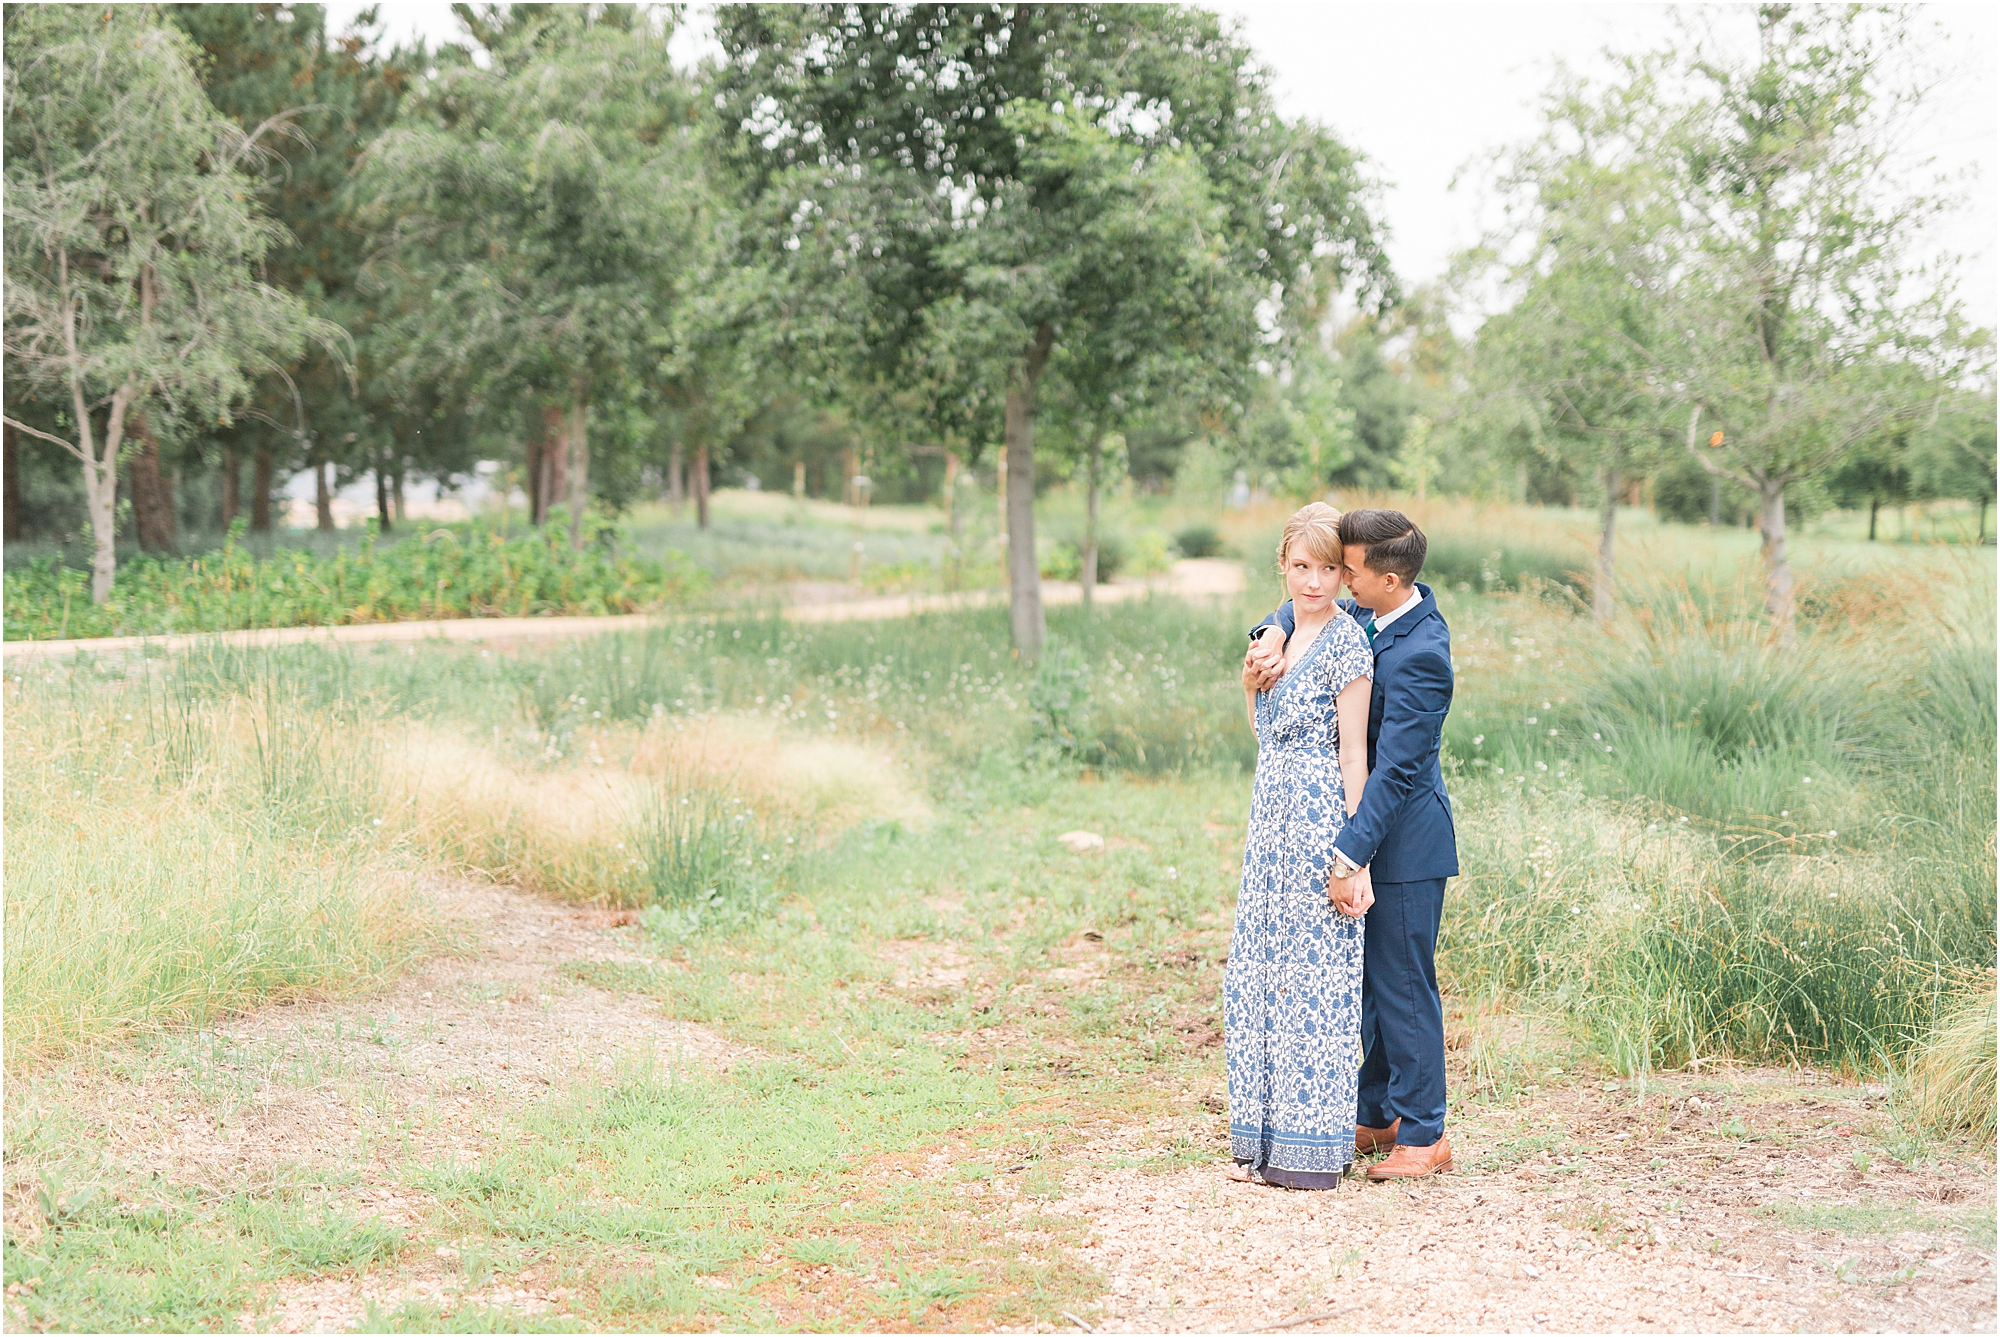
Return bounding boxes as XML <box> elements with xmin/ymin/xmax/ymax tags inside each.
<box><xmin>1907</xmin><ymin>385</ymin><xmax>1998</xmax><ymax>541</ymax></box>
<box><xmin>1471</xmin><ymin>69</ymin><xmax>1679</xmax><ymax>622</ymax></box>
<box><xmin>169</xmin><ymin>3</ymin><xmax>419</xmax><ymax>536</ymax></box>
<box><xmin>358</xmin><ymin>4</ymin><xmax>702</xmax><ymax>548</ymax></box>
<box><xmin>716</xmin><ymin>4</ymin><xmax>1391</xmax><ymax>656</ymax></box>
<box><xmin>4</xmin><ymin>6</ymin><xmax>335</xmax><ymax>602</ymax></box>
<box><xmin>1663</xmin><ymin>6</ymin><xmax>1977</xmax><ymax>633</ymax></box>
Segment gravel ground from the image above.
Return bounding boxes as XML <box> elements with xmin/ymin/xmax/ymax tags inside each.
<box><xmin>1036</xmin><ymin>1074</ymin><xmax>1995</xmax><ymax>1334</ymax></box>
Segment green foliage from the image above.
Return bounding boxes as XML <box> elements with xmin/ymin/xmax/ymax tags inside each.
<box><xmin>3</xmin><ymin>4</ymin><xmax>339</xmax><ymax>600</ymax></box>
<box><xmin>167</xmin><ymin>2</ymin><xmax>423</xmax><ymax>501</ymax></box>
<box><xmin>716</xmin><ymin>3</ymin><xmax>1393</xmax><ymax>651</ymax></box>
<box><xmin>1173</xmin><ymin>523</ymin><xmax>1224</xmax><ymax>559</ymax></box>
<box><xmin>3</xmin><ymin>516</ymin><xmax>707</xmax><ymax>639</ymax></box>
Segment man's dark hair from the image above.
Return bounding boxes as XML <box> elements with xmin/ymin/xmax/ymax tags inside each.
<box><xmin>1339</xmin><ymin>508</ymin><xmax>1426</xmax><ymax>584</ymax></box>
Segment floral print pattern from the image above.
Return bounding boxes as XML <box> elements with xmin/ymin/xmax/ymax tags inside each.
<box><xmin>1225</xmin><ymin>610</ymin><xmax>1374</xmax><ymax>1178</ymax></box>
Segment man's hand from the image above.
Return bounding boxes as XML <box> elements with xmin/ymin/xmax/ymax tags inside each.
<box><xmin>1329</xmin><ymin>862</ymin><xmax>1374</xmax><ymax>917</ymax></box>
<box><xmin>1242</xmin><ymin>626</ymin><xmax>1287</xmax><ymax>693</ymax></box>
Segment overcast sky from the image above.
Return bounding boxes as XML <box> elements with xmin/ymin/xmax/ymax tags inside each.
<box><xmin>326</xmin><ymin>1</ymin><xmax>1997</xmax><ymax>328</ymax></box>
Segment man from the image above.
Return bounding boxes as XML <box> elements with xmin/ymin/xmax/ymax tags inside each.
<box><xmin>1243</xmin><ymin>508</ymin><xmax>1459</xmax><ymax>1179</ymax></box>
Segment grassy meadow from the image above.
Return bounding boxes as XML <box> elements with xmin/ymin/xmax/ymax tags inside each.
<box><xmin>3</xmin><ymin>499</ymin><xmax>1994</xmax><ymax>1329</ymax></box>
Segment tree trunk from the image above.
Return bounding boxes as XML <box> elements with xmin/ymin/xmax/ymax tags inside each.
<box><xmin>128</xmin><ymin>412</ymin><xmax>178</xmax><ymax>553</ymax></box>
<box><xmin>222</xmin><ymin>446</ymin><xmax>241</xmax><ymax>529</ymax></box>
<box><xmin>252</xmin><ymin>446</ymin><xmax>274</xmax><ymax>533</ymax></box>
<box><xmin>80</xmin><ymin>382</ymin><xmax>135</xmax><ymax>604</ymax></box>
<box><xmin>3</xmin><ymin>420</ymin><xmax>21</xmax><ymax>543</ymax></box>
<box><xmin>392</xmin><ymin>465</ymin><xmax>406</xmax><ymax>524</ymax></box>
<box><xmin>1758</xmin><ymin>479</ymin><xmax>1795</xmax><ymax>640</ymax></box>
<box><xmin>1979</xmin><ymin>496</ymin><xmax>1989</xmax><ymax>543</ymax></box>
<box><xmin>1593</xmin><ymin>466</ymin><xmax>1619</xmax><ymax>624</ymax></box>
<box><xmin>995</xmin><ymin>452</ymin><xmax>1008</xmax><ymax>555</ymax></box>
<box><xmin>525</xmin><ymin>432</ymin><xmax>544</xmax><ymax>525</ymax></box>
<box><xmin>694</xmin><ymin>444</ymin><xmax>711</xmax><ymax>529</ymax></box>
<box><xmin>86</xmin><ymin>444</ymin><xmax>118</xmax><ymax>604</ymax></box>
<box><xmin>538</xmin><ymin>404</ymin><xmax>567</xmax><ymax>528</ymax></box>
<box><xmin>567</xmin><ymin>400</ymin><xmax>589</xmax><ymax>552</ymax></box>
<box><xmin>315</xmin><ymin>457</ymin><xmax>335</xmax><ymax>532</ymax></box>
<box><xmin>668</xmin><ymin>442</ymin><xmax>685</xmax><ymax>511</ymax></box>
<box><xmin>1081</xmin><ymin>431</ymin><xmax>1102</xmax><ymax>611</ymax></box>
<box><xmin>375</xmin><ymin>462</ymin><xmax>393</xmax><ymax>532</ymax></box>
<box><xmin>1003</xmin><ymin>325</ymin><xmax>1054</xmax><ymax>658</ymax></box>
<box><xmin>943</xmin><ymin>450</ymin><xmax>960</xmax><ymax>541</ymax></box>
<box><xmin>793</xmin><ymin>458</ymin><xmax>806</xmax><ymax>504</ymax></box>
<box><xmin>1867</xmin><ymin>496</ymin><xmax>1879</xmax><ymax>541</ymax></box>
<box><xmin>1708</xmin><ymin>474</ymin><xmax>1720</xmax><ymax>527</ymax></box>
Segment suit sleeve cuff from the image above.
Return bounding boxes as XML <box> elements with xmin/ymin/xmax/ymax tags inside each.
<box><xmin>1331</xmin><ymin>850</ymin><xmax>1361</xmax><ymax>876</ymax></box>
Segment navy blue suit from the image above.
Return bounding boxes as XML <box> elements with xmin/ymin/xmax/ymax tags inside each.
<box><xmin>1255</xmin><ymin>583</ymin><xmax>1457</xmax><ymax>1145</ymax></box>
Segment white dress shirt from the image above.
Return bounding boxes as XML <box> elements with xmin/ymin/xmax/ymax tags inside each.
<box><xmin>1367</xmin><ymin>586</ymin><xmax>1422</xmax><ymax>637</ymax></box>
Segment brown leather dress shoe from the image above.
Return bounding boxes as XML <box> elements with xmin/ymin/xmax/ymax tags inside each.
<box><xmin>1355</xmin><ymin>1119</ymin><xmax>1401</xmax><ymax>1156</ymax></box>
<box><xmin>1366</xmin><ymin>1134</ymin><xmax>1454</xmax><ymax>1180</ymax></box>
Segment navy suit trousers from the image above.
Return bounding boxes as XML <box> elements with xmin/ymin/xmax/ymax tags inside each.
<box><xmin>1357</xmin><ymin>877</ymin><xmax>1448</xmax><ymax>1146</ymax></box>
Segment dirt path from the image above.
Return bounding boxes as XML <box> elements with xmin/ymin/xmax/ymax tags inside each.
<box><xmin>11</xmin><ymin>881</ymin><xmax>1990</xmax><ymax>1333</ymax></box>
<box><xmin>6</xmin><ymin>881</ymin><xmax>753</xmax><ymax>1333</ymax></box>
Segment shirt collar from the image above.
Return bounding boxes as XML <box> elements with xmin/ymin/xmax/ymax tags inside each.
<box><xmin>1368</xmin><ymin>586</ymin><xmax>1423</xmax><ymax>635</ymax></box>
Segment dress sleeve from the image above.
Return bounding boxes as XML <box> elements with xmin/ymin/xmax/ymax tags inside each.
<box><xmin>1324</xmin><ymin>616</ymin><xmax>1373</xmax><ymax>696</ymax></box>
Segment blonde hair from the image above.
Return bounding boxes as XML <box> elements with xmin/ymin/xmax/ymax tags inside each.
<box><xmin>1276</xmin><ymin>501</ymin><xmax>1343</xmax><ymax>573</ymax></box>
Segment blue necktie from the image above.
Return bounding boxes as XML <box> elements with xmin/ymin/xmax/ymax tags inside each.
<box><xmin>1362</xmin><ymin>616</ymin><xmax>1377</xmax><ymax>646</ymax></box>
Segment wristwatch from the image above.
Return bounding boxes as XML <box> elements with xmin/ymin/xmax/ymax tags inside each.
<box><xmin>1331</xmin><ymin>850</ymin><xmax>1360</xmax><ymax>877</ymax></box>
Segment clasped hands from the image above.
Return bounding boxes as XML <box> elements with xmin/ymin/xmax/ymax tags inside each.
<box><xmin>1328</xmin><ymin>861</ymin><xmax>1373</xmax><ymax>917</ymax></box>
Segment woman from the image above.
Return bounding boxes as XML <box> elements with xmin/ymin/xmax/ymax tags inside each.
<box><xmin>1225</xmin><ymin>502</ymin><xmax>1375</xmax><ymax>1190</ymax></box>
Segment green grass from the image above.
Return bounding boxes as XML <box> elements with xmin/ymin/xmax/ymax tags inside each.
<box><xmin>0</xmin><ymin>668</ymin><xmax>440</xmax><ymax>1064</ymax></box>
<box><xmin>1764</xmin><ymin>1200</ymin><xmax>1997</xmax><ymax>1250</ymax></box>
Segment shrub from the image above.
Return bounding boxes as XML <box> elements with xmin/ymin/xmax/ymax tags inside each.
<box><xmin>3</xmin><ymin>513</ymin><xmax>707</xmax><ymax>640</ymax></box>
<box><xmin>1173</xmin><ymin>523</ymin><xmax>1224</xmax><ymax>559</ymax></box>
<box><xmin>1039</xmin><ymin>529</ymin><xmax>1128</xmax><ymax>583</ymax></box>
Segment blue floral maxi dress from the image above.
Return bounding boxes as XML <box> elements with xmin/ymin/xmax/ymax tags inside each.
<box><xmin>1226</xmin><ymin>611</ymin><xmax>1374</xmax><ymax>1188</ymax></box>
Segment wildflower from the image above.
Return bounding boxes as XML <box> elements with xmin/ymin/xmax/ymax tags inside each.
<box><xmin>1473</xmin><ymin>735</ymin><xmax>1485</xmax><ymax>746</ymax></box>
<box><xmin>1167</xmin><ymin>866</ymin><xmax>1179</xmax><ymax>880</ymax></box>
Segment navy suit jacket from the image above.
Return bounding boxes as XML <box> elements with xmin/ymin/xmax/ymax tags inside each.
<box><xmin>1256</xmin><ymin>583</ymin><xmax>1460</xmax><ymax>883</ymax></box>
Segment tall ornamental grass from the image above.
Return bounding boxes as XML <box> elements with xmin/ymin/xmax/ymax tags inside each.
<box><xmin>1441</xmin><ymin>568</ymin><xmax>1995</xmax><ymax>1084</ymax></box>
<box><xmin>1</xmin><ymin>671</ymin><xmax>434</xmax><ymax>1065</ymax></box>
<box><xmin>1901</xmin><ymin>982</ymin><xmax>1998</xmax><ymax>1143</ymax></box>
